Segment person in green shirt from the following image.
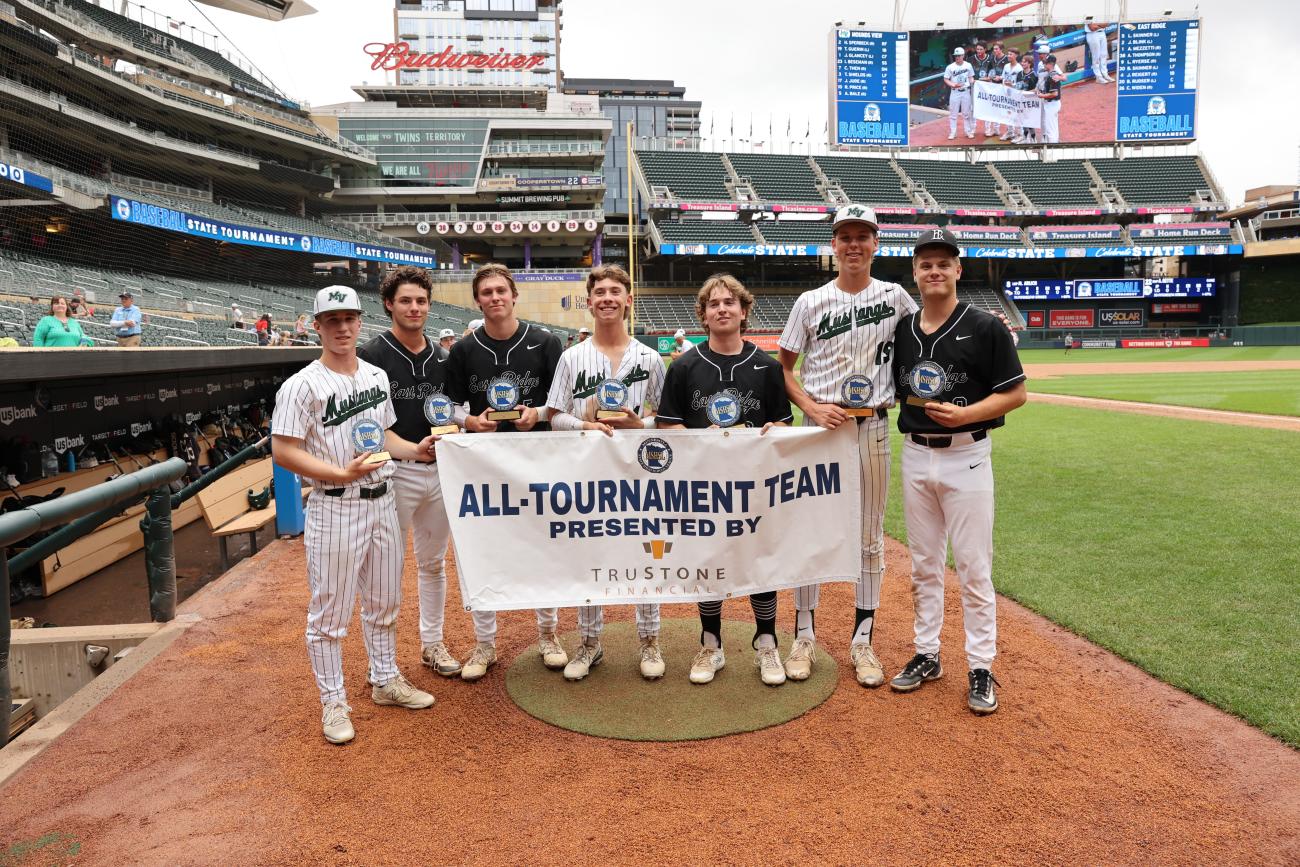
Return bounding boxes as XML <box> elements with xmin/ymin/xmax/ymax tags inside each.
<box><xmin>33</xmin><ymin>296</ymin><xmax>87</xmax><ymax>347</ymax></box>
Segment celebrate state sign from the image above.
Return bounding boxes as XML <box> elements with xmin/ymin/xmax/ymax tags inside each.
<box><xmin>436</xmin><ymin>425</ymin><xmax>862</xmax><ymax>610</ymax></box>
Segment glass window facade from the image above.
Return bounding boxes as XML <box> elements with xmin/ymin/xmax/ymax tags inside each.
<box><xmin>392</xmin><ymin>14</ymin><xmax>558</xmax><ymax>89</ymax></box>
<box><xmin>339</xmin><ymin>117</ymin><xmax>490</xmax><ymax>187</ymax></box>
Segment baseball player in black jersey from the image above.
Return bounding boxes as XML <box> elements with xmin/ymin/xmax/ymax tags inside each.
<box><xmin>1012</xmin><ymin>55</ymin><xmax>1039</xmax><ymax>144</ymax></box>
<box><xmin>1036</xmin><ymin>54</ymin><xmax>1065</xmax><ymax>143</ymax></box>
<box><xmin>890</xmin><ymin>228</ymin><xmax>1026</xmax><ymax>715</ymax></box>
<box><xmin>444</xmin><ymin>263</ymin><xmax>568</xmax><ymax>680</ymax></box>
<box><xmin>271</xmin><ymin>286</ymin><xmax>438</xmax><ymax>745</ymax></box>
<box><xmin>357</xmin><ymin>266</ymin><xmax>462</xmax><ymax>679</ymax></box>
<box><xmin>658</xmin><ymin>274</ymin><xmax>793</xmax><ymax>687</ymax></box>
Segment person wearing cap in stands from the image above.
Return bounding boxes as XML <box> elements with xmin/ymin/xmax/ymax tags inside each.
<box><xmin>944</xmin><ymin>46</ymin><xmax>976</xmax><ymax>140</ymax></box>
<box><xmin>889</xmin><ymin>227</ymin><xmax>1026</xmax><ymax>716</ymax></box>
<box><xmin>270</xmin><ymin>284</ymin><xmax>440</xmax><ymax>744</ymax></box>
<box><xmin>438</xmin><ymin>328</ymin><xmax>456</xmax><ymax>352</ymax></box>
<box><xmin>110</xmin><ymin>291</ymin><xmax>142</xmax><ymax>346</ymax></box>
<box><xmin>776</xmin><ymin>203</ymin><xmax>920</xmax><ymax>688</ymax></box>
<box><xmin>463</xmin><ymin>317</ymin><xmax>483</xmax><ymax>339</ymax></box>
<box><xmin>669</xmin><ymin>327</ymin><xmax>691</xmax><ymax>360</ymax></box>
<box><xmin>577</xmin><ymin>325</ymin><xmax>591</xmax><ymax>343</ymax></box>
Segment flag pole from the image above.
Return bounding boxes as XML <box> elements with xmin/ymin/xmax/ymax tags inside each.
<box><xmin>627</xmin><ymin>119</ymin><xmax>636</xmax><ymax>337</ymax></box>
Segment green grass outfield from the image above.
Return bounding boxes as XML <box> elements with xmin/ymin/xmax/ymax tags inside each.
<box><xmin>1016</xmin><ymin>346</ymin><xmax>1300</xmax><ymax>364</ymax></box>
<box><xmin>1026</xmin><ymin>369</ymin><xmax>1300</xmax><ymax>417</ymax></box>
<box><xmin>881</xmin><ymin>403</ymin><xmax>1300</xmax><ymax>746</ymax></box>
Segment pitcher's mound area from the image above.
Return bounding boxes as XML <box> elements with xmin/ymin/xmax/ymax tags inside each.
<box><xmin>506</xmin><ymin>620</ymin><xmax>837</xmax><ymax>740</ymax></box>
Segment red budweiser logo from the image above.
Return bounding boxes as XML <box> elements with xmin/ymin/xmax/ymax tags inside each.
<box><xmin>364</xmin><ymin>42</ymin><xmax>546</xmax><ymax>72</ymax></box>
<box><xmin>970</xmin><ymin>0</ymin><xmax>1041</xmax><ymax>24</ymax></box>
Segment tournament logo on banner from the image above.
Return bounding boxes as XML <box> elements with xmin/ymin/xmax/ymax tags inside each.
<box><xmin>437</xmin><ymin>426</ymin><xmax>862</xmax><ymax>609</ymax></box>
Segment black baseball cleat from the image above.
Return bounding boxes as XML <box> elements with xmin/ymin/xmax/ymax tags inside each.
<box><xmin>967</xmin><ymin>668</ymin><xmax>1000</xmax><ymax>715</ymax></box>
<box><xmin>889</xmin><ymin>653</ymin><xmax>942</xmax><ymax>692</ymax></box>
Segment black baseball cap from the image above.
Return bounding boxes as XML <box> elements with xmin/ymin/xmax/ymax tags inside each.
<box><xmin>119</xmin><ymin>291</ymin><xmax>134</xmax><ymax>298</ymax></box>
<box><xmin>913</xmin><ymin>227</ymin><xmax>962</xmax><ymax>258</ymax></box>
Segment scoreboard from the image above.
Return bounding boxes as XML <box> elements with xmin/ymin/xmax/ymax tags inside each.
<box><xmin>829</xmin><ymin>29</ymin><xmax>910</xmax><ymax>147</ymax></box>
<box><xmin>1117</xmin><ymin>19</ymin><xmax>1199</xmax><ymax>141</ymax></box>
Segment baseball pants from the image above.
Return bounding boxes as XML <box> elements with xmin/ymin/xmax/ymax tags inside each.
<box><xmin>794</xmin><ymin>413</ymin><xmax>889</xmax><ymax>619</ymax></box>
<box><xmin>1086</xmin><ymin>31</ymin><xmax>1110</xmax><ymax>80</ymax></box>
<box><xmin>1042</xmin><ymin>100</ymin><xmax>1061</xmax><ymax>143</ymax></box>
<box><xmin>304</xmin><ymin>489</ymin><xmax>403</xmax><ymax>706</ymax></box>
<box><xmin>391</xmin><ymin>460</ymin><xmax>452</xmax><ymax>646</ymax></box>
<box><xmin>578</xmin><ymin>603</ymin><xmax>660</xmax><ymax>642</ymax></box>
<box><xmin>949</xmin><ymin>89</ymin><xmax>974</xmax><ymax>136</ymax></box>
<box><xmin>901</xmin><ymin>435</ymin><xmax>997</xmax><ymax>670</ymax></box>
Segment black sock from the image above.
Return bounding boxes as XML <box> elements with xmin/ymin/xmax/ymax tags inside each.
<box><xmin>698</xmin><ymin>601</ymin><xmax>722</xmax><ymax>648</ymax></box>
<box><xmin>853</xmin><ymin>607</ymin><xmax>875</xmax><ymax>644</ymax></box>
<box><xmin>750</xmin><ymin>592</ymin><xmax>777</xmax><ymax>648</ymax></box>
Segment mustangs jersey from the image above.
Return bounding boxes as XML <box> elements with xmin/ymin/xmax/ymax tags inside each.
<box><xmin>894</xmin><ymin>302</ymin><xmax>1026</xmax><ymax>435</ymax></box>
<box><xmin>445</xmin><ymin>322</ymin><xmax>562</xmax><ymax>432</ymax></box>
<box><xmin>944</xmin><ymin>61</ymin><xmax>974</xmax><ymax>90</ymax></box>
<box><xmin>779</xmin><ymin>278</ymin><xmax>918</xmax><ymax>408</ymax></box>
<box><xmin>545</xmin><ymin>337</ymin><xmax>666</xmax><ymax>421</ymax></box>
<box><xmin>657</xmin><ymin>341</ymin><xmax>792</xmax><ymax>429</ymax></box>
<box><xmin>271</xmin><ymin>358</ymin><xmax>396</xmax><ymax>488</ymax></box>
<box><xmin>357</xmin><ymin>331</ymin><xmax>449</xmax><ymax>445</ymax></box>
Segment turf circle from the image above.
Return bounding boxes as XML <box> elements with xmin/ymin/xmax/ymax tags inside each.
<box><xmin>505</xmin><ymin>619</ymin><xmax>838</xmax><ymax>741</ymax></box>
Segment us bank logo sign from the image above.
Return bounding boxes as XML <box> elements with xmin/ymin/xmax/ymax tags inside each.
<box><xmin>0</xmin><ymin>404</ymin><xmax>37</xmax><ymax>425</ymax></box>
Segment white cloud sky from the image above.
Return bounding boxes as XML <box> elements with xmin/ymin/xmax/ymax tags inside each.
<box><xmin>127</xmin><ymin>0</ymin><xmax>1299</xmax><ymax>204</ymax></box>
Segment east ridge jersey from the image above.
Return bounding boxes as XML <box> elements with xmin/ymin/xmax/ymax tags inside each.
<box><xmin>657</xmin><ymin>341</ymin><xmax>792</xmax><ymax>429</ymax></box>
<box><xmin>894</xmin><ymin>302</ymin><xmax>1026</xmax><ymax>435</ymax></box>
<box><xmin>545</xmin><ymin>337</ymin><xmax>666</xmax><ymax>421</ymax></box>
<box><xmin>445</xmin><ymin>322</ymin><xmax>563</xmax><ymax>432</ymax></box>
<box><xmin>778</xmin><ymin>278</ymin><xmax>918</xmax><ymax>407</ymax></box>
<box><xmin>357</xmin><ymin>331</ymin><xmax>449</xmax><ymax>445</ymax></box>
<box><xmin>271</xmin><ymin>358</ymin><xmax>396</xmax><ymax>488</ymax></box>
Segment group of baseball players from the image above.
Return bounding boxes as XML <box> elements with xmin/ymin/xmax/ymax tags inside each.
<box><xmin>943</xmin><ymin>27</ymin><xmax>1112</xmax><ymax>144</ymax></box>
<box><xmin>271</xmin><ymin>203</ymin><xmax>1026</xmax><ymax>745</ymax></box>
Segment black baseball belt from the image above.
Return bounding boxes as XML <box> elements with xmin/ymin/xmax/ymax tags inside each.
<box><xmin>909</xmin><ymin>430</ymin><xmax>987</xmax><ymax>449</ymax></box>
<box><xmin>321</xmin><ymin>482</ymin><xmax>388</xmax><ymax>499</ymax></box>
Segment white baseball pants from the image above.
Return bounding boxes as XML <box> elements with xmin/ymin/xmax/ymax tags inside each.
<box><xmin>949</xmin><ymin>89</ymin><xmax>974</xmax><ymax>136</ymax></box>
<box><xmin>1086</xmin><ymin>30</ymin><xmax>1110</xmax><ymax>81</ymax></box>
<box><xmin>578</xmin><ymin>603</ymin><xmax>660</xmax><ymax>642</ymax></box>
<box><xmin>391</xmin><ymin>460</ymin><xmax>452</xmax><ymax>646</ymax></box>
<box><xmin>304</xmin><ymin>489</ymin><xmax>403</xmax><ymax>705</ymax></box>
<box><xmin>1042</xmin><ymin>100</ymin><xmax>1061</xmax><ymax>143</ymax></box>
<box><xmin>794</xmin><ymin>413</ymin><xmax>889</xmax><ymax>616</ymax></box>
<box><xmin>901</xmin><ymin>435</ymin><xmax>997</xmax><ymax>670</ymax></box>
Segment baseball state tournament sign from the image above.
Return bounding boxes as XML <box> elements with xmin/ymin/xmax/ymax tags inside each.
<box><xmin>437</xmin><ymin>426</ymin><xmax>862</xmax><ymax>610</ymax></box>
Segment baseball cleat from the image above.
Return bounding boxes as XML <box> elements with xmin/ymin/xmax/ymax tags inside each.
<box><xmin>460</xmin><ymin>643</ymin><xmax>497</xmax><ymax>682</ymax></box>
<box><xmin>639</xmin><ymin>636</ymin><xmax>666</xmax><ymax>680</ymax></box>
<box><xmin>947</xmin><ymin>133</ymin><xmax>956</xmax><ymax>140</ymax></box>
<box><xmin>783</xmin><ymin>637</ymin><xmax>817</xmax><ymax>681</ymax></box>
<box><xmin>564</xmin><ymin>641</ymin><xmax>603</xmax><ymax>680</ymax></box>
<box><xmin>849</xmin><ymin>642</ymin><xmax>885</xmax><ymax>688</ymax></box>
<box><xmin>755</xmin><ymin>646</ymin><xmax>786</xmax><ymax>686</ymax></box>
<box><xmin>422</xmin><ymin>641</ymin><xmax>462</xmax><ymax>677</ymax></box>
<box><xmin>321</xmin><ymin>701</ymin><xmax>354</xmax><ymax>745</ymax></box>
<box><xmin>689</xmin><ymin>646</ymin><xmax>725</xmax><ymax>684</ymax></box>
<box><xmin>890</xmin><ymin>652</ymin><xmax>943</xmax><ymax>692</ymax></box>
<box><xmin>371</xmin><ymin>674</ymin><xmax>435</xmax><ymax>709</ymax></box>
<box><xmin>537</xmin><ymin>632</ymin><xmax>568</xmax><ymax>669</ymax></box>
<box><xmin>967</xmin><ymin>668</ymin><xmax>1000</xmax><ymax>715</ymax></box>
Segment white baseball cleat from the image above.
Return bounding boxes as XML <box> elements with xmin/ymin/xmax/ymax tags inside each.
<box><xmin>371</xmin><ymin>673</ymin><xmax>434</xmax><ymax>709</ymax></box>
<box><xmin>689</xmin><ymin>646</ymin><xmax>726</xmax><ymax>684</ymax></box>
<box><xmin>850</xmin><ymin>642</ymin><xmax>885</xmax><ymax>688</ymax></box>
<box><xmin>784</xmin><ymin>637</ymin><xmax>817</xmax><ymax>681</ymax></box>
<box><xmin>422</xmin><ymin>641</ymin><xmax>461</xmax><ymax>677</ymax></box>
<box><xmin>756</xmin><ymin>647</ymin><xmax>786</xmax><ymax>686</ymax></box>
<box><xmin>947</xmin><ymin>133</ymin><xmax>956</xmax><ymax>140</ymax></box>
<box><xmin>537</xmin><ymin>632</ymin><xmax>568</xmax><ymax>670</ymax></box>
<box><xmin>460</xmin><ymin>642</ymin><xmax>497</xmax><ymax>682</ymax></box>
<box><xmin>564</xmin><ymin>641</ymin><xmax>603</xmax><ymax>680</ymax></box>
<box><xmin>322</xmin><ymin>701</ymin><xmax>354</xmax><ymax>745</ymax></box>
<box><xmin>639</xmin><ymin>636</ymin><xmax>666</xmax><ymax>680</ymax></box>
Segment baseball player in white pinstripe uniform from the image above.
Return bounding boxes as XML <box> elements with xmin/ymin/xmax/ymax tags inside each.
<box><xmin>271</xmin><ymin>286</ymin><xmax>437</xmax><ymax>745</ymax></box>
<box><xmin>546</xmin><ymin>264</ymin><xmax>668</xmax><ymax>681</ymax></box>
<box><xmin>778</xmin><ymin>204</ymin><xmax>918</xmax><ymax>688</ymax></box>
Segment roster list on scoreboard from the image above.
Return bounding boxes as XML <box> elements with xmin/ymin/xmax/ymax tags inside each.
<box><xmin>1115</xmin><ymin>19</ymin><xmax>1199</xmax><ymax>141</ymax></box>
<box><xmin>830</xmin><ymin>29</ymin><xmax>909</xmax><ymax>147</ymax></box>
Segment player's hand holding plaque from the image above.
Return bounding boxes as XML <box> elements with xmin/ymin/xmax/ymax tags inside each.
<box><xmin>906</xmin><ymin>361</ymin><xmax>947</xmax><ymax>407</ymax></box>
<box><xmin>351</xmin><ymin>417</ymin><xmax>391</xmax><ymax>464</ymax></box>
<box><xmin>424</xmin><ymin>393</ymin><xmax>459</xmax><ymax>436</ymax></box>
<box><xmin>840</xmin><ymin>373</ymin><xmax>875</xmax><ymax>417</ymax></box>
<box><xmin>595</xmin><ymin>378</ymin><xmax>630</xmax><ymax>421</ymax></box>
<box><xmin>485</xmin><ymin>376</ymin><xmax>522</xmax><ymax>422</ymax></box>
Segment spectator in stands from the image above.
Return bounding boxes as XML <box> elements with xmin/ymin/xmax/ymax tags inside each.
<box><xmin>33</xmin><ymin>296</ymin><xmax>87</xmax><ymax>348</ymax></box>
<box><xmin>231</xmin><ymin>303</ymin><xmax>245</xmax><ymax>330</ymax></box>
<box><xmin>438</xmin><ymin>327</ymin><xmax>455</xmax><ymax>351</ymax></box>
<box><xmin>577</xmin><ymin>326</ymin><xmax>591</xmax><ymax>343</ymax></box>
<box><xmin>566</xmin><ymin>334</ymin><xmax>575</xmax><ymax>349</ymax></box>
<box><xmin>293</xmin><ymin>313</ymin><xmax>309</xmax><ymax>345</ymax></box>
<box><xmin>463</xmin><ymin>317</ymin><xmax>483</xmax><ymax>338</ymax></box>
<box><xmin>110</xmin><ymin>291</ymin><xmax>142</xmax><ymax>347</ymax></box>
<box><xmin>67</xmin><ymin>292</ymin><xmax>93</xmax><ymax>319</ymax></box>
<box><xmin>255</xmin><ymin>314</ymin><xmax>272</xmax><ymax>346</ymax></box>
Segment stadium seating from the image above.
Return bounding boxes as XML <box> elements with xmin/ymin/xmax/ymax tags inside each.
<box><xmin>637</xmin><ymin>151</ymin><xmax>732</xmax><ymax>201</ymax></box>
<box><xmin>726</xmin><ymin>154</ymin><xmax>825</xmax><ymax>203</ymax></box>
<box><xmin>1088</xmin><ymin>156</ymin><xmax>1214</xmax><ymax>205</ymax></box>
<box><xmin>655</xmin><ymin>220</ymin><xmax>756</xmax><ymax>244</ymax></box>
<box><xmin>754</xmin><ymin>221</ymin><xmax>832</xmax><ymax>245</ymax></box>
<box><xmin>895</xmin><ymin>159</ymin><xmax>1003</xmax><ymax>208</ymax></box>
<box><xmin>812</xmin><ymin>156</ymin><xmax>914</xmax><ymax>206</ymax></box>
<box><xmin>993</xmin><ymin>159</ymin><xmax>1098</xmax><ymax>207</ymax></box>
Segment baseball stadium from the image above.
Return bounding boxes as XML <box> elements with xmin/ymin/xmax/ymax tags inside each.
<box><xmin>0</xmin><ymin>0</ymin><xmax>1297</xmax><ymax>864</ymax></box>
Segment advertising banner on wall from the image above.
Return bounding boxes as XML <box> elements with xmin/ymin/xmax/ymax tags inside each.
<box><xmin>1049</xmin><ymin>309</ymin><xmax>1095</xmax><ymax>328</ymax></box>
<box><xmin>1098</xmin><ymin>308</ymin><xmax>1145</xmax><ymax>327</ymax></box>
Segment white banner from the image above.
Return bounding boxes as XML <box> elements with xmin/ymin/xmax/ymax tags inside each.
<box><xmin>436</xmin><ymin>425</ymin><xmax>862</xmax><ymax>610</ymax></box>
<box><xmin>973</xmin><ymin>81</ymin><xmax>1043</xmax><ymax>129</ymax></box>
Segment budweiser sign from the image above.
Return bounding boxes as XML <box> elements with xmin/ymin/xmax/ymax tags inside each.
<box><xmin>364</xmin><ymin>42</ymin><xmax>546</xmax><ymax>72</ymax></box>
